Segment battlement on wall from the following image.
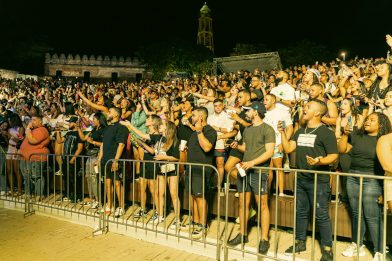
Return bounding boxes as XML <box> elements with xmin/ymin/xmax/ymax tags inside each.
<box><xmin>45</xmin><ymin>53</ymin><xmax>142</xmax><ymax>67</ymax></box>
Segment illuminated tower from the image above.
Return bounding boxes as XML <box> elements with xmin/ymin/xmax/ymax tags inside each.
<box><xmin>197</xmin><ymin>2</ymin><xmax>214</xmax><ymax>52</ymax></box>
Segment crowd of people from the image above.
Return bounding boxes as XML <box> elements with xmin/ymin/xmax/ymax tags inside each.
<box><xmin>0</xmin><ymin>35</ymin><xmax>392</xmax><ymax>261</ymax></box>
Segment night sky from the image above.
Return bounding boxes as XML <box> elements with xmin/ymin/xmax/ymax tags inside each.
<box><xmin>0</xmin><ymin>0</ymin><xmax>391</xmax><ymax>70</ymax></box>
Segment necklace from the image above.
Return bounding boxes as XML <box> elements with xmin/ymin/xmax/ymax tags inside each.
<box><xmin>304</xmin><ymin>124</ymin><xmax>323</xmax><ymax>134</ymax></box>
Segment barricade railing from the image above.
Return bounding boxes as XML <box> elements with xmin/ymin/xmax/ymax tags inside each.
<box><xmin>3</xmin><ymin>153</ymin><xmax>391</xmax><ymax>261</ymax></box>
<box><xmin>99</xmin><ymin>159</ymin><xmax>222</xmax><ymax>260</ymax></box>
<box><xmin>24</xmin><ymin>153</ymin><xmax>99</xmax><ymax>219</ymax></box>
<box><xmin>0</xmin><ymin>152</ymin><xmax>25</xmax><ymax>206</ymax></box>
<box><xmin>223</xmin><ymin>166</ymin><xmax>392</xmax><ymax>261</ymax></box>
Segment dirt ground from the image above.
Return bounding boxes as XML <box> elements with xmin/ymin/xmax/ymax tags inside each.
<box><xmin>0</xmin><ymin>208</ymin><xmax>212</xmax><ymax>261</ymax></box>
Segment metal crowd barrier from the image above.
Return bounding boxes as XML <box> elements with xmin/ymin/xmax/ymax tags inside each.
<box><xmin>24</xmin><ymin>153</ymin><xmax>98</xmax><ymax>219</ymax></box>
<box><xmin>223</xmin><ymin>166</ymin><xmax>392</xmax><ymax>261</ymax></box>
<box><xmin>2</xmin><ymin>152</ymin><xmax>391</xmax><ymax>261</ymax></box>
<box><xmin>98</xmin><ymin>159</ymin><xmax>222</xmax><ymax>260</ymax></box>
<box><xmin>0</xmin><ymin>153</ymin><xmax>25</xmax><ymax>206</ymax></box>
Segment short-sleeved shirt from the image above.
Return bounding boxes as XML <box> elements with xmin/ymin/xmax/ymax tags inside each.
<box><xmin>292</xmin><ymin>125</ymin><xmax>338</xmax><ymax>182</ymax></box>
<box><xmin>187</xmin><ymin>125</ymin><xmax>217</xmax><ymax>174</ymax></box>
<box><xmin>63</xmin><ymin>131</ymin><xmax>84</xmax><ymax>156</ymax></box>
<box><xmin>207</xmin><ymin>111</ymin><xmax>235</xmax><ymax>150</ymax></box>
<box><xmin>101</xmin><ymin>122</ymin><xmax>129</xmax><ymax>164</ymax></box>
<box><xmin>270</xmin><ymin>83</ymin><xmax>295</xmax><ymax>112</ymax></box>
<box><xmin>350</xmin><ymin>130</ymin><xmax>383</xmax><ymax>175</ymax></box>
<box><xmin>20</xmin><ymin>126</ymin><xmax>50</xmax><ymax>161</ymax></box>
<box><xmin>242</xmin><ymin>123</ymin><xmax>276</xmax><ymax>166</ymax></box>
<box><xmin>264</xmin><ymin>107</ymin><xmax>293</xmax><ymax>146</ymax></box>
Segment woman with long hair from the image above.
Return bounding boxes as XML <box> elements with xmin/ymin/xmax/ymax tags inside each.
<box><xmin>6</xmin><ymin>113</ymin><xmax>24</xmax><ymax>196</ymax></box>
<box><xmin>154</xmin><ymin>121</ymin><xmax>180</xmax><ymax>227</ymax></box>
<box><xmin>335</xmin><ymin>98</ymin><xmax>364</xmax><ymax>139</ymax></box>
<box><xmin>78</xmin><ymin>112</ymin><xmax>107</xmax><ymax>209</ymax></box>
<box><xmin>121</xmin><ymin>115</ymin><xmax>162</xmax><ymax>221</ymax></box>
<box><xmin>338</xmin><ymin>112</ymin><xmax>391</xmax><ymax>259</ymax></box>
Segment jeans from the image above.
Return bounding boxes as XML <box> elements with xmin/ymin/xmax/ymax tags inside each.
<box><xmin>20</xmin><ymin>160</ymin><xmax>46</xmax><ymax>196</ymax></box>
<box><xmin>346</xmin><ymin>170</ymin><xmax>384</xmax><ymax>252</ymax></box>
<box><xmin>85</xmin><ymin>157</ymin><xmax>99</xmax><ymax>200</ymax></box>
<box><xmin>296</xmin><ymin>178</ymin><xmax>332</xmax><ymax>248</ymax></box>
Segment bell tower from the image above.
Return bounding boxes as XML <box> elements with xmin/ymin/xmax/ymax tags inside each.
<box><xmin>197</xmin><ymin>2</ymin><xmax>214</xmax><ymax>52</ymax></box>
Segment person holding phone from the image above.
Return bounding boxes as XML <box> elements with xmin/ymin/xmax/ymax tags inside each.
<box><xmin>338</xmin><ymin>112</ymin><xmax>391</xmax><ymax>259</ymax></box>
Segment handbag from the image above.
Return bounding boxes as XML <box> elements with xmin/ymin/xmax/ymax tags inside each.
<box><xmin>160</xmin><ymin>163</ymin><xmax>176</xmax><ymax>173</ymax></box>
<box><xmin>86</xmin><ymin>147</ymin><xmax>99</xmax><ymax>157</ymax></box>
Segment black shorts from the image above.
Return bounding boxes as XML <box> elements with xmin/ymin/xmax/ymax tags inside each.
<box><xmin>140</xmin><ymin>163</ymin><xmax>158</xmax><ymax>180</ymax></box>
<box><xmin>229</xmin><ymin>148</ymin><xmax>243</xmax><ymax>161</ymax></box>
<box><xmin>184</xmin><ymin>171</ymin><xmax>211</xmax><ymax>198</ymax></box>
<box><xmin>104</xmin><ymin>163</ymin><xmax>124</xmax><ymax>181</ymax></box>
<box><xmin>158</xmin><ymin>170</ymin><xmax>178</xmax><ymax>177</ymax></box>
<box><xmin>237</xmin><ymin>169</ymin><xmax>268</xmax><ymax>195</ymax></box>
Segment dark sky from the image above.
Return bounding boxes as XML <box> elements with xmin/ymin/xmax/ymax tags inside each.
<box><xmin>0</xmin><ymin>0</ymin><xmax>391</xmax><ymax>63</ymax></box>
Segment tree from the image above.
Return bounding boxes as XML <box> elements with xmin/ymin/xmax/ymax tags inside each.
<box><xmin>137</xmin><ymin>39</ymin><xmax>213</xmax><ymax>79</ymax></box>
<box><xmin>278</xmin><ymin>40</ymin><xmax>333</xmax><ymax>67</ymax></box>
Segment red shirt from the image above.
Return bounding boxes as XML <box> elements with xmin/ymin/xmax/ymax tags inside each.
<box><xmin>20</xmin><ymin>126</ymin><xmax>50</xmax><ymax>161</ymax></box>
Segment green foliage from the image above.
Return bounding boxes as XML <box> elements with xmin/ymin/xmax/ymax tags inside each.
<box><xmin>137</xmin><ymin>39</ymin><xmax>213</xmax><ymax>80</ymax></box>
<box><xmin>278</xmin><ymin>40</ymin><xmax>334</xmax><ymax>67</ymax></box>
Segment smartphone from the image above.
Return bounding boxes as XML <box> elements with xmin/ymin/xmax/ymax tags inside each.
<box><xmin>347</xmin><ymin>115</ymin><xmax>353</xmax><ymax>131</ymax></box>
<box><xmin>225</xmin><ymin>139</ymin><xmax>235</xmax><ymax>147</ymax></box>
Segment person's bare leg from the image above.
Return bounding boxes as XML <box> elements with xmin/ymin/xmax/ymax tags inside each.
<box><xmin>54</xmin><ymin>143</ymin><xmax>63</xmax><ymax>170</ymax></box>
<box><xmin>272</xmin><ymin>157</ymin><xmax>284</xmax><ymax>194</ymax></box>
<box><xmin>133</xmin><ymin>146</ymin><xmax>140</xmax><ymax>175</ymax></box>
<box><xmin>225</xmin><ymin>156</ymin><xmax>240</xmax><ymax>181</ymax></box>
<box><xmin>255</xmin><ymin>194</ymin><xmax>270</xmax><ymax>241</ymax></box>
<box><xmin>268</xmin><ymin>160</ymin><xmax>274</xmax><ymax>190</ymax></box>
<box><xmin>216</xmin><ymin>156</ymin><xmax>225</xmax><ymax>187</ymax></box>
<box><xmin>115</xmin><ymin>180</ymin><xmax>123</xmax><ymax>209</ymax></box>
<box><xmin>13</xmin><ymin>159</ymin><xmax>22</xmax><ymax>194</ymax></box>
<box><xmin>239</xmin><ymin>192</ymin><xmax>251</xmax><ymax>235</ymax></box>
<box><xmin>192</xmin><ymin>197</ymin><xmax>199</xmax><ymax>224</ymax></box>
<box><xmin>195</xmin><ymin>197</ymin><xmax>208</xmax><ymax>226</ymax></box>
<box><xmin>139</xmin><ymin>177</ymin><xmax>147</xmax><ymax>209</ymax></box>
<box><xmin>168</xmin><ymin>176</ymin><xmax>180</xmax><ymax>219</ymax></box>
<box><xmin>157</xmin><ymin>175</ymin><xmax>165</xmax><ymax>217</ymax></box>
<box><xmin>105</xmin><ymin>178</ymin><xmax>112</xmax><ymax>210</ymax></box>
<box><xmin>147</xmin><ymin>179</ymin><xmax>158</xmax><ymax>211</ymax></box>
<box><xmin>6</xmin><ymin>159</ymin><xmax>13</xmax><ymax>194</ymax></box>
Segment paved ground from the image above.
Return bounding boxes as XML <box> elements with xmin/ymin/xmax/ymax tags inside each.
<box><xmin>0</xmin><ymin>208</ymin><xmax>212</xmax><ymax>261</ymax></box>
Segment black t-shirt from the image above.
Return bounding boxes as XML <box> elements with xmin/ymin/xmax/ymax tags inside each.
<box><xmin>87</xmin><ymin>127</ymin><xmax>105</xmax><ymax>150</ymax></box>
<box><xmin>292</xmin><ymin>125</ymin><xmax>338</xmax><ymax>182</ymax></box>
<box><xmin>177</xmin><ymin>114</ymin><xmax>193</xmax><ymax>142</ymax></box>
<box><xmin>238</xmin><ymin>109</ymin><xmax>251</xmax><ymax>135</ymax></box>
<box><xmin>350</xmin><ymin>130</ymin><xmax>383</xmax><ymax>175</ymax></box>
<box><xmin>187</xmin><ymin>125</ymin><xmax>217</xmax><ymax>174</ymax></box>
<box><xmin>144</xmin><ymin>134</ymin><xmax>162</xmax><ymax>161</ymax></box>
<box><xmin>102</xmin><ymin>122</ymin><xmax>129</xmax><ymax>163</ymax></box>
<box><xmin>64</xmin><ymin>130</ymin><xmax>84</xmax><ymax>156</ymax></box>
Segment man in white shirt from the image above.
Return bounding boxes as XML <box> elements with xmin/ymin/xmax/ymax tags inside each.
<box><xmin>263</xmin><ymin>94</ymin><xmax>293</xmax><ymax>196</ymax></box>
<box><xmin>207</xmin><ymin>99</ymin><xmax>236</xmax><ymax>186</ymax></box>
<box><xmin>270</xmin><ymin>71</ymin><xmax>296</xmax><ymax>113</ymax></box>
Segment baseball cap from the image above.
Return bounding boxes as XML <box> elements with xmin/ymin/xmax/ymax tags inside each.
<box><xmin>242</xmin><ymin>101</ymin><xmax>266</xmax><ymax>116</ymax></box>
<box><xmin>66</xmin><ymin>116</ymin><xmax>79</xmax><ymax>123</ymax></box>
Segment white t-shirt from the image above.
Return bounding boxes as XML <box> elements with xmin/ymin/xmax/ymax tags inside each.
<box><xmin>263</xmin><ymin>107</ymin><xmax>293</xmax><ymax>146</ymax></box>
<box><xmin>270</xmin><ymin>83</ymin><xmax>296</xmax><ymax>113</ymax></box>
<box><xmin>207</xmin><ymin>111</ymin><xmax>235</xmax><ymax>150</ymax></box>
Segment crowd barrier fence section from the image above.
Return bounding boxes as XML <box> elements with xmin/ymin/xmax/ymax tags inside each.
<box><xmin>223</xmin><ymin>166</ymin><xmax>392</xmax><ymax>261</ymax></box>
<box><xmin>1</xmin><ymin>152</ymin><xmax>391</xmax><ymax>261</ymax></box>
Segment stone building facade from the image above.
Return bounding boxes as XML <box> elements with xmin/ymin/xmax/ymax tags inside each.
<box><xmin>44</xmin><ymin>53</ymin><xmax>149</xmax><ymax>81</ymax></box>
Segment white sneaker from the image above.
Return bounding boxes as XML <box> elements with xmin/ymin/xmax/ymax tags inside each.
<box><xmin>91</xmin><ymin>200</ymin><xmax>99</xmax><ymax>209</ymax></box>
<box><xmin>55</xmin><ymin>170</ymin><xmax>63</xmax><ymax>176</ymax></box>
<box><xmin>284</xmin><ymin>158</ymin><xmax>290</xmax><ymax>172</ymax></box>
<box><xmin>342</xmin><ymin>242</ymin><xmax>366</xmax><ymax>257</ymax></box>
<box><xmin>373</xmin><ymin>252</ymin><xmax>383</xmax><ymax>261</ymax></box>
<box><xmin>114</xmin><ymin>207</ymin><xmax>124</xmax><ymax>218</ymax></box>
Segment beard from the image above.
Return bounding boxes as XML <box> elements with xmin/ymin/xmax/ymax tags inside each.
<box><xmin>275</xmin><ymin>77</ymin><xmax>283</xmax><ymax>84</ymax></box>
<box><xmin>107</xmin><ymin>115</ymin><xmax>113</xmax><ymax>122</ymax></box>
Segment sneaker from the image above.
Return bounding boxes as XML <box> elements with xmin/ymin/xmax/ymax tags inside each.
<box><xmin>192</xmin><ymin>224</ymin><xmax>207</xmax><ymax>239</ymax></box>
<box><xmin>149</xmin><ymin>211</ymin><xmax>159</xmax><ymax>223</ymax></box>
<box><xmin>284</xmin><ymin>240</ymin><xmax>306</xmax><ymax>255</ymax></box>
<box><xmin>373</xmin><ymin>252</ymin><xmax>392</xmax><ymax>261</ymax></box>
<box><xmin>55</xmin><ymin>170</ymin><xmax>63</xmax><ymax>176</ymax></box>
<box><xmin>235</xmin><ymin>207</ymin><xmax>257</xmax><ymax>224</ymax></box>
<box><xmin>320</xmin><ymin>246</ymin><xmax>333</xmax><ymax>261</ymax></box>
<box><xmin>91</xmin><ymin>200</ymin><xmax>99</xmax><ymax>209</ymax></box>
<box><xmin>227</xmin><ymin>233</ymin><xmax>248</xmax><ymax>246</ymax></box>
<box><xmin>279</xmin><ymin>193</ymin><xmax>286</xmax><ymax>197</ymax></box>
<box><xmin>114</xmin><ymin>207</ymin><xmax>124</xmax><ymax>218</ymax></box>
<box><xmin>133</xmin><ymin>208</ymin><xmax>148</xmax><ymax>218</ymax></box>
<box><xmin>181</xmin><ymin>219</ymin><xmax>196</xmax><ymax>231</ymax></box>
<box><xmin>0</xmin><ymin>191</ymin><xmax>6</xmax><ymax>196</ymax></box>
<box><xmin>342</xmin><ymin>242</ymin><xmax>366</xmax><ymax>257</ymax></box>
<box><xmin>259</xmin><ymin>239</ymin><xmax>270</xmax><ymax>255</ymax></box>
<box><xmin>169</xmin><ymin>220</ymin><xmax>180</xmax><ymax>230</ymax></box>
